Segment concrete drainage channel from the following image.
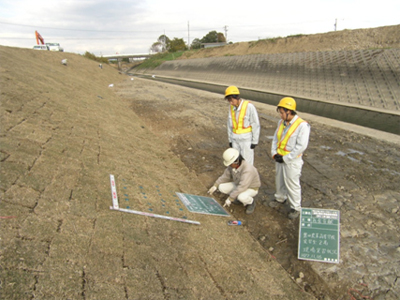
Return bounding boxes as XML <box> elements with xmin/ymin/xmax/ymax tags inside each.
<box><xmin>134</xmin><ymin>74</ymin><xmax>400</xmax><ymax>136</ymax></box>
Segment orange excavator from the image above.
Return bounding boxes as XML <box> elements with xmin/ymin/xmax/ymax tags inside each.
<box><xmin>35</xmin><ymin>31</ymin><xmax>44</xmax><ymax>45</ymax></box>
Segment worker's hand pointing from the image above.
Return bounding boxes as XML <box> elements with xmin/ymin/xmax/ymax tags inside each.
<box><xmin>207</xmin><ymin>186</ymin><xmax>217</xmax><ymax>195</ymax></box>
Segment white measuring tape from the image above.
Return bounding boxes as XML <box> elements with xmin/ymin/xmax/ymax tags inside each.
<box><xmin>109</xmin><ymin>174</ymin><xmax>200</xmax><ymax>225</ymax></box>
<box><xmin>110</xmin><ymin>207</ymin><xmax>200</xmax><ymax>225</ymax></box>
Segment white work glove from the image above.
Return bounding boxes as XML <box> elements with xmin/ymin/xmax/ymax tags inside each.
<box><xmin>223</xmin><ymin>198</ymin><xmax>232</xmax><ymax>207</ymax></box>
<box><xmin>208</xmin><ymin>186</ymin><xmax>217</xmax><ymax>195</ymax></box>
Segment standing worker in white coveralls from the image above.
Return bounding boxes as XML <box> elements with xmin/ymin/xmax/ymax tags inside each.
<box><xmin>269</xmin><ymin>97</ymin><xmax>310</xmax><ymax>219</ymax></box>
<box><xmin>208</xmin><ymin>148</ymin><xmax>261</xmax><ymax>214</ymax></box>
<box><xmin>225</xmin><ymin>86</ymin><xmax>260</xmax><ymax>165</ymax></box>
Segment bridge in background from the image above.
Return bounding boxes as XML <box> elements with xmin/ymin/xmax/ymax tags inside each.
<box><xmin>102</xmin><ymin>53</ymin><xmax>155</xmax><ymax>69</ymax></box>
<box><xmin>102</xmin><ymin>53</ymin><xmax>154</xmax><ymax>61</ymax></box>
<box><xmin>102</xmin><ymin>53</ymin><xmax>155</xmax><ymax>70</ymax></box>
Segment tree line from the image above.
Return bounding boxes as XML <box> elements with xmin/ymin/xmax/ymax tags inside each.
<box><xmin>150</xmin><ymin>30</ymin><xmax>227</xmax><ymax>53</ymax></box>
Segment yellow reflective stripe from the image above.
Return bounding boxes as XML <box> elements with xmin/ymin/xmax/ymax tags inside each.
<box><xmin>277</xmin><ymin>117</ymin><xmax>305</xmax><ymax>156</ymax></box>
<box><xmin>231</xmin><ymin>101</ymin><xmax>252</xmax><ymax>134</ymax></box>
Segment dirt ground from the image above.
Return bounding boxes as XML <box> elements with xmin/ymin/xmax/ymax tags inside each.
<box><xmin>2</xmin><ymin>46</ymin><xmax>319</xmax><ymax>300</ymax></box>
<box><xmin>120</xmin><ymin>28</ymin><xmax>399</xmax><ymax>300</ymax></box>
<box><xmin>1</xmin><ymin>25</ymin><xmax>399</xmax><ymax>299</ymax></box>
<box><xmin>115</xmin><ymin>77</ymin><xmax>400</xmax><ymax>299</ymax></box>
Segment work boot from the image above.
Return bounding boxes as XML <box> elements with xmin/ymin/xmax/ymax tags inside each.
<box><xmin>288</xmin><ymin>209</ymin><xmax>300</xmax><ymax>219</ymax></box>
<box><xmin>246</xmin><ymin>200</ymin><xmax>256</xmax><ymax>214</ymax></box>
<box><xmin>268</xmin><ymin>199</ymin><xmax>286</xmax><ymax>208</ymax></box>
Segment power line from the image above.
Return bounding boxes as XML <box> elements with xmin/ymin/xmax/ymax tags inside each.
<box><xmin>0</xmin><ymin>21</ymin><xmax>218</xmax><ymax>34</ymax></box>
<box><xmin>1</xmin><ymin>37</ymin><xmax>154</xmax><ymax>40</ymax></box>
<box><xmin>0</xmin><ymin>21</ymin><xmax>153</xmax><ymax>32</ymax></box>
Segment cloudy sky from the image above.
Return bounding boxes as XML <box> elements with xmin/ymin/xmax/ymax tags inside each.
<box><xmin>0</xmin><ymin>0</ymin><xmax>399</xmax><ymax>56</ymax></box>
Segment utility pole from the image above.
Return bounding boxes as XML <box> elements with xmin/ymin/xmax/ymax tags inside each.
<box><xmin>334</xmin><ymin>19</ymin><xmax>337</xmax><ymax>31</ymax></box>
<box><xmin>188</xmin><ymin>21</ymin><xmax>190</xmax><ymax>50</ymax></box>
<box><xmin>224</xmin><ymin>25</ymin><xmax>228</xmax><ymax>42</ymax></box>
<box><xmin>163</xmin><ymin>29</ymin><xmax>166</xmax><ymax>52</ymax></box>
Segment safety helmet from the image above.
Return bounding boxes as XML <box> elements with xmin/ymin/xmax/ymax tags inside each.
<box><xmin>223</xmin><ymin>148</ymin><xmax>240</xmax><ymax>166</ymax></box>
<box><xmin>225</xmin><ymin>86</ymin><xmax>240</xmax><ymax>98</ymax></box>
<box><xmin>277</xmin><ymin>97</ymin><xmax>296</xmax><ymax>111</ymax></box>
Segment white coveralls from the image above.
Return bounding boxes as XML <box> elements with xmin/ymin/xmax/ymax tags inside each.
<box><xmin>227</xmin><ymin>100</ymin><xmax>260</xmax><ymax>165</ymax></box>
<box><xmin>214</xmin><ymin>160</ymin><xmax>261</xmax><ymax>205</ymax></box>
<box><xmin>271</xmin><ymin>115</ymin><xmax>310</xmax><ymax>211</ymax></box>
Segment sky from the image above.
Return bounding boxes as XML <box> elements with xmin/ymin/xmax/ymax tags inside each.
<box><xmin>0</xmin><ymin>0</ymin><xmax>399</xmax><ymax>56</ymax></box>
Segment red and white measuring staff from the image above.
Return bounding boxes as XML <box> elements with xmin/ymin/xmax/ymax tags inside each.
<box><xmin>109</xmin><ymin>174</ymin><xmax>200</xmax><ymax>225</ymax></box>
<box><xmin>110</xmin><ymin>174</ymin><xmax>119</xmax><ymax>209</ymax></box>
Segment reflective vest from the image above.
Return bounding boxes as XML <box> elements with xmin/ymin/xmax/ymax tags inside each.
<box><xmin>231</xmin><ymin>100</ymin><xmax>252</xmax><ymax>134</ymax></box>
<box><xmin>277</xmin><ymin>117</ymin><xmax>306</xmax><ymax>156</ymax></box>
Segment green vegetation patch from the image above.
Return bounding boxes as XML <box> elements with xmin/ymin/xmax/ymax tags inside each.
<box><xmin>83</xmin><ymin>51</ymin><xmax>109</xmax><ymax>64</ymax></box>
<box><xmin>249</xmin><ymin>37</ymin><xmax>282</xmax><ymax>48</ymax></box>
<box><xmin>287</xmin><ymin>34</ymin><xmax>306</xmax><ymax>38</ymax></box>
<box><xmin>135</xmin><ymin>52</ymin><xmax>184</xmax><ymax>70</ymax></box>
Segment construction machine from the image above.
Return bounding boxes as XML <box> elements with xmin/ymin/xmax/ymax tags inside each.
<box><xmin>34</xmin><ymin>31</ymin><xmax>64</xmax><ymax>51</ymax></box>
<box><xmin>35</xmin><ymin>31</ymin><xmax>45</xmax><ymax>45</ymax></box>
<box><xmin>45</xmin><ymin>43</ymin><xmax>64</xmax><ymax>52</ymax></box>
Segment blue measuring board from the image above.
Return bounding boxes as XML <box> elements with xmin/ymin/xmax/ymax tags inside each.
<box><xmin>298</xmin><ymin>208</ymin><xmax>340</xmax><ymax>264</ymax></box>
<box><xmin>176</xmin><ymin>193</ymin><xmax>230</xmax><ymax>217</ymax></box>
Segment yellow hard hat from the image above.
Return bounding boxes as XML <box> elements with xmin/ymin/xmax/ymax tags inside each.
<box><xmin>225</xmin><ymin>86</ymin><xmax>240</xmax><ymax>97</ymax></box>
<box><xmin>277</xmin><ymin>97</ymin><xmax>296</xmax><ymax>111</ymax></box>
<box><xmin>223</xmin><ymin>148</ymin><xmax>239</xmax><ymax>166</ymax></box>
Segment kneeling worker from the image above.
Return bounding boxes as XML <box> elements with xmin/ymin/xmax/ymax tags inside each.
<box><xmin>208</xmin><ymin>148</ymin><xmax>261</xmax><ymax>214</ymax></box>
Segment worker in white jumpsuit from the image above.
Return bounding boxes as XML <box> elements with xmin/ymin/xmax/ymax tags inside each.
<box><xmin>225</xmin><ymin>86</ymin><xmax>260</xmax><ymax>166</ymax></box>
<box><xmin>208</xmin><ymin>148</ymin><xmax>261</xmax><ymax>214</ymax></box>
<box><xmin>269</xmin><ymin>97</ymin><xmax>310</xmax><ymax>219</ymax></box>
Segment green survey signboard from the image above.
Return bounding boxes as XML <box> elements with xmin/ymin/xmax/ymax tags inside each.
<box><xmin>298</xmin><ymin>208</ymin><xmax>340</xmax><ymax>263</ymax></box>
<box><xmin>176</xmin><ymin>193</ymin><xmax>230</xmax><ymax>217</ymax></box>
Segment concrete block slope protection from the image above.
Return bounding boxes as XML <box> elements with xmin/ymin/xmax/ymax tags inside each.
<box><xmin>133</xmin><ymin>49</ymin><xmax>400</xmax><ymax>135</ymax></box>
